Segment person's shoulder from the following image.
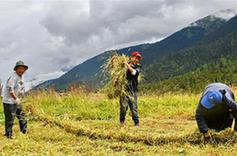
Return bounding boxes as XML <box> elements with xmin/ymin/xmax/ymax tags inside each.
<box><xmin>8</xmin><ymin>73</ymin><xmax>15</xmax><ymax>79</ymax></box>
<box><xmin>135</xmin><ymin>63</ymin><xmax>142</xmax><ymax>68</ymax></box>
<box><xmin>8</xmin><ymin>72</ymin><xmax>19</xmax><ymax>81</ymax></box>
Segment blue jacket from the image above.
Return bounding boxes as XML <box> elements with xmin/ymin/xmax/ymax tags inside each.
<box><xmin>195</xmin><ymin>83</ymin><xmax>237</xmax><ymax>133</ymax></box>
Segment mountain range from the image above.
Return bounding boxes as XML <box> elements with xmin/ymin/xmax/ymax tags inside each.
<box><xmin>36</xmin><ymin>8</ymin><xmax>237</xmax><ymax>92</ymax></box>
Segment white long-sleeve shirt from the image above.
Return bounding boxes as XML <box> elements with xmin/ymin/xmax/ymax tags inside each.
<box><xmin>2</xmin><ymin>72</ymin><xmax>25</xmax><ymax>104</ymax></box>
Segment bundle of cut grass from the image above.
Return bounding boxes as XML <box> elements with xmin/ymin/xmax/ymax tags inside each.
<box><xmin>102</xmin><ymin>53</ymin><xmax>129</xmax><ymax>99</ymax></box>
<box><xmin>184</xmin><ymin>129</ymin><xmax>237</xmax><ymax>145</ymax></box>
<box><xmin>206</xmin><ymin>129</ymin><xmax>237</xmax><ymax>144</ymax></box>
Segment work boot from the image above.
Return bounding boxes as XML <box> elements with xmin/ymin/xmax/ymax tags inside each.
<box><xmin>21</xmin><ymin>128</ymin><xmax>27</xmax><ymax>134</ymax></box>
<box><xmin>120</xmin><ymin>122</ymin><xmax>125</xmax><ymax>128</ymax></box>
<box><xmin>4</xmin><ymin>133</ymin><xmax>12</xmax><ymax>139</ymax></box>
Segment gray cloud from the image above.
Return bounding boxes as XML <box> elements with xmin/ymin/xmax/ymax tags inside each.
<box><xmin>0</xmin><ymin>0</ymin><xmax>237</xmax><ymax>87</ymax></box>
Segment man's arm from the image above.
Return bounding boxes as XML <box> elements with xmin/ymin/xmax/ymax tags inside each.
<box><xmin>195</xmin><ymin>106</ymin><xmax>209</xmax><ymax>134</ymax></box>
<box><xmin>9</xmin><ymin>92</ymin><xmax>17</xmax><ymax>100</ymax></box>
<box><xmin>195</xmin><ymin>106</ymin><xmax>211</xmax><ymax>141</ymax></box>
<box><xmin>221</xmin><ymin>92</ymin><xmax>237</xmax><ymax>131</ymax></box>
<box><xmin>124</xmin><ymin>62</ymin><xmax>141</xmax><ymax>76</ymax></box>
<box><xmin>124</xmin><ymin>62</ymin><xmax>136</xmax><ymax>75</ymax></box>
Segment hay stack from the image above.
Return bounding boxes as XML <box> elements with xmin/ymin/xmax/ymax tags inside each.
<box><xmin>102</xmin><ymin>53</ymin><xmax>129</xmax><ymax>98</ymax></box>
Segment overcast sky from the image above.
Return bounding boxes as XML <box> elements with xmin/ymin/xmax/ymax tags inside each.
<box><xmin>0</xmin><ymin>0</ymin><xmax>237</xmax><ymax>87</ymax></box>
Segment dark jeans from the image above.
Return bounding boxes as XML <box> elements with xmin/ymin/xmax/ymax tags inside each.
<box><xmin>3</xmin><ymin>103</ymin><xmax>27</xmax><ymax>136</ymax></box>
<box><xmin>120</xmin><ymin>92</ymin><xmax>139</xmax><ymax>125</ymax></box>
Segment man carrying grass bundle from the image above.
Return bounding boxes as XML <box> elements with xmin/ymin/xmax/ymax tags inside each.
<box><xmin>120</xmin><ymin>51</ymin><xmax>142</xmax><ymax>128</ymax></box>
<box><xmin>196</xmin><ymin>83</ymin><xmax>237</xmax><ymax>142</ymax></box>
<box><xmin>2</xmin><ymin>61</ymin><xmax>28</xmax><ymax>139</ymax></box>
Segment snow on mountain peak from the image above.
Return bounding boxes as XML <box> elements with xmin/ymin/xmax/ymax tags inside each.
<box><xmin>189</xmin><ymin>8</ymin><xmax>237</xmax><ymax>28</ymax></box>
<box><xmin>212</xmin><ymin>8</ymin><xmax>237</xmax><ymax>21</ymax></box>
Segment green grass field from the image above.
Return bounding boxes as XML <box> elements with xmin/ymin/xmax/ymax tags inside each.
<box><xmin>0</xmin><ymin>90</ymin><xmax>237</xmax><ymax>155</ymax></box>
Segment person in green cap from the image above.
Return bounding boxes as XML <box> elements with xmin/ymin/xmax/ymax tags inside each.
<box><xmin>2</xmin><ymin>61</ymin><xmax>28</xmax><ymax>139</ymax></box>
